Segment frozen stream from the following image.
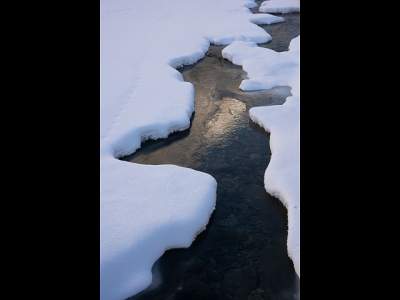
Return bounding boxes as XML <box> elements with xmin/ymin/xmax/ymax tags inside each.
<box><xmin>122</xmin><ymin>12</ymin><xmax>300</xmax><ymax>300</ymax></box>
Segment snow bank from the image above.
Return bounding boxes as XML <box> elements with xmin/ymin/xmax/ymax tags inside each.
<box><xmin>100</xmin><ymin>0</ymin><xmax>283</xmax><ymax>299</ymax></box>
<box><xmin>259</xmin><ymin>0</ymin><xmax>300</xmax><ymax>14</ymax></box>
<box><xmin>222</xmin><ymin>37</ymin><xmax>300</xmax><ymax>276</ymax></box>
<box><xmin>249</xmin><ymin>13</ymin><xmax>285</xmax><ymax>25</ymax></box>
<box><xmin>100</xmin><ymin>158</ymin><xmax>217</xmax><ymax>300</ymax></box>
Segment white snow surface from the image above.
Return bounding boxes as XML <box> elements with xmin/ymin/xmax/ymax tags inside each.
<box><xmin>249</xmin><ymin>13</ymin><xmax>285</xmax><ymax>25</ymax></box>
<box><xmin>222</xmin><ymin>37</ymin><xmax>300</xmax><ymax>276</ymax></box>
<box><xmin>259</xmin><ymin>0</ymin><xmax>300</xmax><ymax>13</ymax></box>
<box><xmin>100</xmin><ymin>0</ymin><xmax>282</xmax><ymax>299</ymax></box>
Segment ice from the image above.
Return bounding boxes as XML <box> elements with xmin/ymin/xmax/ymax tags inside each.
<box><xmin>259</xmin><ymin>0</ymin><xmax>300</xmax><ymax>14</ymax></box>
<box><xmin>100</xmin><ymin>0</ymin><xmax>280</xmax><ymax>299</ymax></box>
<box><xmin>222</xmin><ymin>37</ymin><xmax>300</xmax><ymax>276</ymax></box>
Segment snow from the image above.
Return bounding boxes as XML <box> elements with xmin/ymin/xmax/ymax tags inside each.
<box><xmin>222</xmin><ymin>37</ymin><xmax>300</xmax><ymax>276</ymax></box>
<box><xmin>101</xmin><ymin>158</ymin><xmax>217</xmax><ymax>300</ymax></box>
<box><xmin>100</xmin><ymin>0</ymin><xmax>286</xmax><ymax>299</ymax></box>
<box><xmin>259</xmin><ymin>0</ymin><xmax>300</xmax><ymax>14</ymax></box>
<box><xmin>249</xmin><ymin>13</ymin><xmax>285</xmax><ymax>25</ymax></box>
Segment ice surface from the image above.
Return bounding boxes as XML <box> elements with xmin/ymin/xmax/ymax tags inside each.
<box><xmin>100</xmin><ymin>0</ymin><xmax>281</xmax><ymax>299</ymax></box>
<box><xmin>259</xmin><ymin>0</ymin><xmax>300</xmax><ymax>14</ymax></box>
<box><xmin>222</xmin><ymin>37</ymin><xmax>300</xmax><ymax>276</ymax></box>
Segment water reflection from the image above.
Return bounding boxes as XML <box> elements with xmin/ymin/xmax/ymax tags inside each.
<box><xmin>204</xmin><ymin>98</ymin><xmax>246</xmax><ymax>141</ymax></box>
<box><xmin>129</xmin><ymin>45</ymin><xmax>290</xmax><ymax>169</ymax></box>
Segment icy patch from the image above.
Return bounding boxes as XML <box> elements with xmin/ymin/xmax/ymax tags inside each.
<box><xmin>100</xmin><ymin>0</ymin><xmax>278</xmax><ymax>299</ymax></box>
<box><xmin>259</xmin><ymin>0</ymin><xmax>300</xmax><ymax>14</ymax></box>
<box><xmin>222</xmin><ymin>37</ymin><xmax>300</xmax><ymax>276</ymax></box>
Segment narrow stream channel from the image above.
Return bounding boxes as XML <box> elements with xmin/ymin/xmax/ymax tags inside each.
<box><xmin>122</xmin><ymin>9</ymin><xmax>300</xmax><ymax>300</ymax></box>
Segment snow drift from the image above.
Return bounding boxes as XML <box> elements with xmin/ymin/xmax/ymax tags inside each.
<box><xmin>249</xmin><ymin>13</ymin><xmax>285</xmax><ymax>25</ymax></box>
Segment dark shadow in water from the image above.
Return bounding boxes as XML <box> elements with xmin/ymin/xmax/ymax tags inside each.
<box><xmin>121</xmin><ymin>12</ymin><xmax>300</xmax><ymax>300</ymax></box>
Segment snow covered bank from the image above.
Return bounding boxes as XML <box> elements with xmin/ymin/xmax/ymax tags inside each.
<box><xmin>101</xmin><ymin>158</ymin><xmax>217</xmax><ymax>300</ymax></box>
<box><xmin>100</xmin><ymin>0</ymin><xmax>284</xmax><ymax>299</ymax></box>
<box><xmin>249</xmin><ymin>13</ymin><xmax>285</xmax><ymax>25</ymax></box>
<box><xmin>259</xmin><ymin>0</ymin><xmax>300</xmax><ymax>14</ymax></box>
<box><xmin>222</xmin><ymin>37</ymin><xmax>300</xmax><ymax>276</ymax></box>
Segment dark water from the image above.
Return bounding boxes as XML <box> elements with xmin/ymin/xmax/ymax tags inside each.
<box><xmin>258</xmin><ymin>15</ymin><xmax>300</xmax><ymax>52</ymax></box>
<box><xmin>122</xmin><ymin>12</ymin><xmax>300</xmax><ymax>300</ymax></box>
